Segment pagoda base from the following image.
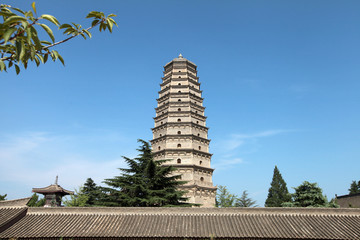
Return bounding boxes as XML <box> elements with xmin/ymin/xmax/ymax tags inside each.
<box><xmin>180</xmin><ymin>185</ymin><xmax>217</xmax><ymax>208</ymax></box>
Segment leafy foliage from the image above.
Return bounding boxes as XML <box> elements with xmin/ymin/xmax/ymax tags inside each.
<box><xmin>27</xmin><ymin>193</ymin><xmax>45</xmax><ymax>207</ymax></box>
<box><xmin>216</xmin><ymin>185</ymin><xmax>257</xmax><ymax>207</ymax></box>
<box><xmin>283</xmin><ymin>181</ymin><xmax>338</xmax><ymax>208</ymax></box>
<box><xmin>0</xmin><ymin>2</ymin><xmax>117</xmax><ymax>74</ymax></box>
<box><xmin>348</xmin><ymin>180</ymin><xmax>360</xmax><ymax>195</ymax></box>
<box><xmin>265</xmin><ymin>166</ymin><xmax>291</xmax><ymax>207</ymax></box>
<box><xmin>0</xmin><ymin>194</ymin><xmax>7</xmax><ymax>201</ymax></box>
<box><xmin>100</xmin><ymin>140</ymin><xmax>190</xmax><ymax>207</ymax></box>
<box><xmin>63</xmin><ymin>187</ymin><xmax>89</xmax><ymax>207</ymax></box>
<box><xmin>215</xmin><ymin>185</ymin><xmax>237</xmax><ymax>207</ymax></box>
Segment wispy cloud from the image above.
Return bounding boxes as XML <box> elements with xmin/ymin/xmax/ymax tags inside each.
<box><xmin>224</xmin><ymin>129</ymin><xmax>293</xmax><ymax>151</ymax></box>
<box><xmin>0</xmin><ymin>131</ymin><xmax>137</xmax><ymax>199</ymax></box>
<box><xmin>212</xmin><ymin>158</ymin><xmax>244</xmax><ymax>170</ymax></box>
<box><xmin>212</xmin><ymin>129</ymin><xmax>296</xmax><ymax>170</ymax></box>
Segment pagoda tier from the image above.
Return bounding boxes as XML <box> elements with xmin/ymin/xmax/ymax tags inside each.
<box><xmin>151</xmin><ymin>54</ymin><xmax>217</xmax><ymax>207</ymax></box>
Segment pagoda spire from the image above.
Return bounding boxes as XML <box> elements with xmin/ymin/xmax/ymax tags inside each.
<box><xmin>151</xmin><ymin>55</ymin><xmax>217</xmax><ymax>207</ymax></box>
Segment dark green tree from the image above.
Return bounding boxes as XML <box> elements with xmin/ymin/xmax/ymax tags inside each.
<box><xmin>265</xmin><ymin>166</ymin><xmax>291</xmax><ymax>207</ymax></box>
<box><xmin>348</xmin><ymin>180</ymin><xmax>360</xmax><ymax>195</ymax></box>
<box><xmin>100</xmin><ymin>140</ymin><xmax>190</xmax><ymax>207</ymax></box>
<box><xmin>0</xmin><ymin>194</ymin><xmax>7</xmax><ymax>201</ymax></box>
<box><xmin>83</xmin><ymin>178</ymin><xmax>102</xmax><ymax>206</ymax></box>
<box><xmin>283</xmin><ymin>181</ymin><xmax>338</xmax><ymax>208</ymax></box>
<box><xmin>235</xmin><ymin>191</ymin><xmax>257</xmax><ymax>207</ymax></box>
<box><xmin>27</xmin><ymin>193</ymin><xmax>45</xmax><ymax>207</ymax></box>
<box><xmin>216</xmin><ymin>185</ymin><xmax>237</xmax><ymax>207</ymax></box>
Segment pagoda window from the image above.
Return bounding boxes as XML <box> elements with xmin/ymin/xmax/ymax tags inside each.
<box><xmin>178</xmin><ymin>99</ymin><xmax>181</xmax><ymax>102</ymax></box>
<box><xmin>200</xmin><ymin>177</ymin><xmax>204</xmax><ymax>181</ymax></box>
<box><xmin>178</xmin><ymin>108</ymin><xmax>181</xmax><ymax>111</ymax></box>
<box><xmin>160</xmin><ymin>134</ymin><xmax>162</xmax><ymax>137</ymax></box>
<box><xmin>179</xmin><ymin>70</ymin><xmax>181</xmax><ymax>72</ymax></box>
<box><xmin>178</xmin><ymin>83</ymin><xmax>181</xmax><ymax>85</ymax></box>
<box><xmin>198</xmin><ymin>146</ymin><xmax>201</xmax><ymax>150</ymax></box>
<box><xmin>177</xmin><ymin>158</ymin><xmax>181</xmax><ymax>163</ymax></box>
<box><xmin>199</xmin><ymin>161</ymin><xmax>202</xmax><ymax>165</ymax></box>
<box><xmin>177</xmin><ymin>144</ymin><xmax>181</xmax><ymax>148</ymax></box>
<box><xmin>177</xmin><ymin>118</ymin><xmax>181</xmax><ymax>122</ymax></box>
<box><xmin>197</xmin><ymin>133</ymin><xmax>200</xmax><ymax>137</ymax></box>
<box><xmin>158</xmin><ymin>146</ymin><xmax>161</xmax><ymax>150</ymax></box>
<box><xmin>196</xmin><ymin>121</ymin><xmax>199</xmax><ymax>124</ymax></box>
<box><xmin>195</xmin><ymin>111</ymin><xmax>198</xmax><ymax>114</ymax></box>
<box><xmin>178</xmin><ymin>91</ymin><xmax>181</xmax><ymax>93</ymax></box>
<box><xmin>179</xmin><ymin>76</ymin><xmax>181</xmax><ymax>78</ymax></box>
<box><xmin>177</xmin><ymin>131</ymin><xmax>181</xmax><ymax>134</ymax></box>
<box><xmin>161</xmin><ymin>121</ymin><xmax>163</xmax><ymax>124</ymax></box>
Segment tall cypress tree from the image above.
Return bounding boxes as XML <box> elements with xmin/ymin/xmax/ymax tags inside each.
<box><xmin>100</xmin><ymin>139</ymin><xmax>190</xmax><ymax>207</ymax></box>
<box><xmin>265</xmin><ymin>166</ymin><xmax>291</xmax><ymax>207</ymax></box>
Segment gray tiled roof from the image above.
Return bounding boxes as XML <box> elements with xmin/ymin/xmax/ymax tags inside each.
<box><xmin>1</xmin><ymin>207</ymin><xmax>360</xmax><ymax>239</ymax></box>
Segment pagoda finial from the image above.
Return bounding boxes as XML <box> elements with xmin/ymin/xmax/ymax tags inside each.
<box><xmin>178</xmin><ymin>53</ymin><xmax>183</xmax><ymax>58</ymax></box>
<box><xmin>55</xmin><ymin>175</ymin><xmax>58</xmax><ymax>185</ymax></box>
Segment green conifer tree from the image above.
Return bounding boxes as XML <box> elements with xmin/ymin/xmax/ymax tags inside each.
<box><xmin>348</xmin><ymin>180</ymin><xmax>360</xmax><ymax>195</ymax></box>
<box><xmin>215</xmin><ymin>185</ymin><xmax>237</xmax><ymax>207</ymax></box>
<box><xmin>100</xmin><ymin>140</ymin><xmax>190</xmax><ymax>207</ymax></box>
<box><xmin>0</xmin><ymin>194</ymin><xmax>7</xmax><ymax>201</ymax></box>
<box><xmin>265</xmin><ymin>166</ymin><xmax>291</xmax><ymax>207</ymax></box>
<box><xmin>235</xmin><ymin>191</ymin><xmax>257</xmax><ymax>207</ymax></box>
<box><xmin>83</xmin><ymin>178</ymin><xmax>101</xmax><ymax>206</ymax></box>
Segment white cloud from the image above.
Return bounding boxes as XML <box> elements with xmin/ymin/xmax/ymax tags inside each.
<box><xmin>0</xmin><ymin>131</ymin><xmax>136</xmax><ymax>199</ymax></box>
<box><xmin>212</xmin><ymin>158</ymin><xmax>244</xmax><ymax>170</ymax></box>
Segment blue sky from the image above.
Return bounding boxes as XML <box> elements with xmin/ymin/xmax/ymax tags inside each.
<box><xmin>1</xmin><ymin>0</ymin><xmax>359</xmax><ymax>206</ymax></box>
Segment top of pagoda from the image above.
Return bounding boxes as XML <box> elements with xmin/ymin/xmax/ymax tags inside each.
<box><xmin>164</xmin><ymin>54</ymin><xmax>197</xmax><ymax>68</ymax></box>
<box><xmin>32</xmin><ymin>176</ymin><xmax>74</xmax><ymax>196</ymax></box>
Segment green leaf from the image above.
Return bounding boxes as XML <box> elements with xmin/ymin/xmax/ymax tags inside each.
<box><xmin>14</xmin><ymin>64</ymin><xmax>20</xmax><ymax>74</ymax></box>
<box><xmin>57</xmin><ymin>53</ymin><xmax>65</xmax><ymax>66</ymax></box>
<box><xmin>43</xmin><ymin>53</ymin><xmax>48</xmax><ymax>63</ymax></box>
<box><xmin>40</xmin><ymin>14</ymin><xmax>60</xmax><ymax>26</ymax></box>
<box><xmin>34</xmin><ymin>56</ymin><xmax>40</xmax><ymax>66</ymax></box>
<box><xmin>0</xmin><ymin>60</ymin><xmax>6</xmax><ymax>72</ymax></box>
<box><xmin>31</xmin><ymin>2</ymin><xmax>36</xmax><ymax>15</ymax></box>
<box><xmin>106</xmin><ymin>19</ymin><xmax>113</xmax><ymax>33</ymax></box>
<box><xmin>36</xmin><ymin>53</ymin><xmax>44</xmax><ymax>63</ymax></box>
<box><xmin>107</xmin><ymin>14</ymin><xmax>117</xmax><ymax>18</ymax></box>
<box><xmin>91</xmin><ymin>19</ymin><xmax>99</xmax><ymax>27</ymax></box>
<box><xmin>39</xmin><ymin>23</ymin><xmax>55</xmax><ymax>42</ymax></box>
<box><xmin>2</xmin><ymin>27</ymin><xmax>17</xmax><ymax>44</ymax></box>
<box><xmin>3</xmin><ymin>15</ymin><xmax>28</xmax><ymax>25</ymax></box>
<box><xmin>15</xmin><ymin>40</ymin><xmax>22</xmax><ymax>61</ymax></box>
<box><xmin>40</xmin><ymin>40</ymin><xmax>51</xmax><ymax>45</ymax></box>
<box><xmin>10</xmin><ymin>7</ymin><xmax>25</xmax><ymax>15</ymax></box>
<box><xmin>59</xmin><ymin>23</ymin><xmax>72</xmax><ymax>29</ymax></box>
<box><xmin>8</xmin><ymin>61</ymin><xmax>13</xmax><ymax>68</ymax></box>
<box><xmin>83</xmin><ymin>29</ymin><xmax>92</xmax><ymax>38</ymax></box>
<box><xmin>29</xmin><ymin>25</ymin><xmax>42</xmax><ymax>50</ymax></box>
<box><xmin>25</xmin><ymin>27</ymin><xmax>32</xmax><ymax>45</ymax></box>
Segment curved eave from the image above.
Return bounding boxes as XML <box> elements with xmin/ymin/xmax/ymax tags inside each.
<box><xmin>151</xmin><ymin>122</ymin><xmax>209</xmax><ymax>131</ymax></box>
<box><xmin>152</xmin><ymin>148</ymin><xmax>213</xmax><ymax>157</ymax></box>
<box><xmin>150</xmin><ymin>135</ymin><xmax>211</xmax><ymax>144</ymax></box>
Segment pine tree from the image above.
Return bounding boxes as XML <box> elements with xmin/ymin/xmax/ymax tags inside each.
<box><xmin>348</xmin><ymin>180</ymin><xmax>360</xmax><ymax>195</ymax></box>
<box><xmin>235</xmin><ymin>191</ymin><xmax>257</xmax><ymax>207</ymax></box>
<box><xmin>0</xmin><ymin>194</ymin><xmax>7</xmax><ymax>201</ymax></box>
<box><xmin>265</xmin><ymin>166</ymin><xmax>291</xmax><ymax>207</ymax></box>
<box><xmin>100</xmin><ymin>139</ymin><xmax>190</xmax><ymax>207</ymax></box>
<box><xmin>27</xmin><ymin>193</ymin><xmax>45</xmax><ymax>207</ymax></box>
<box><xmin>83</xmin><ymin>178</ymin><xmax>101</xmax><ymax>206</ymax></box>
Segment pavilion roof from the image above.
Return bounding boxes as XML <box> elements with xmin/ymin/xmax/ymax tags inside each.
<box><xmin>32</xmin><ymin>184</ymin><xmax>74</xmax><ymax>195</ymax></box>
